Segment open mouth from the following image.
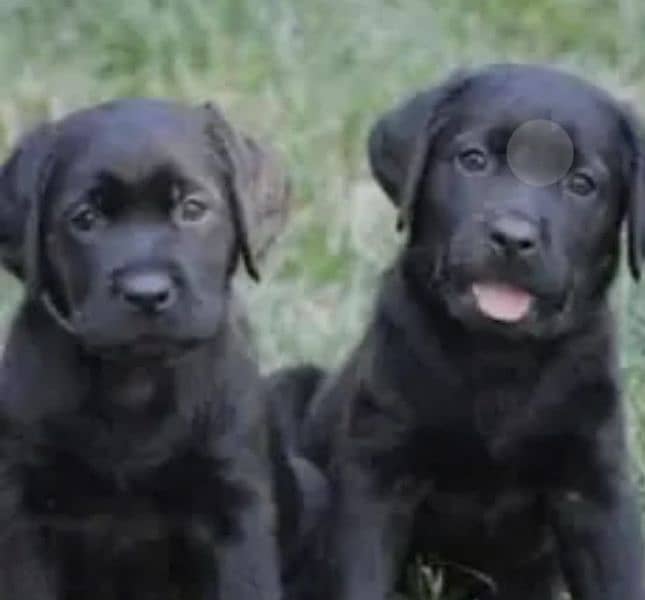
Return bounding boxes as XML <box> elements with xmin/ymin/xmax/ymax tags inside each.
<box><xmin>471</xmin><ymin>282</ymin><xmax>534</xmax><ymax>323</ymax></box>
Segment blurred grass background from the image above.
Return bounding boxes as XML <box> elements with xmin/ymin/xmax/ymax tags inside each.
<box><xmin>1</xmin><ymin>1</ymin><xmax>645</xmax><ymax>597</ymax></box>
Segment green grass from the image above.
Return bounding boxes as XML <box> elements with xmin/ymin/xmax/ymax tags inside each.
<box><xmin>1</xmin><ymin>1</ymin><xmax>645</xmax><ymax>596</ymax></box>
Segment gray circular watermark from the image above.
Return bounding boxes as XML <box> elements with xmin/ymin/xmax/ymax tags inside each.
<box><xmin>507</xmin><ymin>120</ymin><xmax>574</xmax><ymax>187</ymax></box>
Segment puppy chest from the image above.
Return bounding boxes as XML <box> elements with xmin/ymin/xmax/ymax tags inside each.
<box><xmin>414</xmin><ymin>486</ymin><xmax>552</xmax><ymax>566</ymax></box>
<box><xmin>20</xmin><ymin>452</ymin><xmax>239</xmax><ymax>544</ymax></box>
<box><xmin>403</xmin><ymin>383</ymin><xmax>576</xmax><ymax>482</ymax></box>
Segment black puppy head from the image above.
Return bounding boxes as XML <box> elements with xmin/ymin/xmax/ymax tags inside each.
<box><xmin>369</xmin><ymin>64</ymin><xmax>645</xmax><ymax>338</ymax></box>
<box><xmin>0</xmin><ymin>99</ymin><xmax>288</xmax><ymax>356</ymax></box>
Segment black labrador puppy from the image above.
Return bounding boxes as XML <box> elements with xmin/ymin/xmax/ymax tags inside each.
<box><xmin>302</xmin><ymin>64</ymin><xmax>645</xmax><ymax>599</ymax></box>
<box><xmin>0</xmin><ymin>99</ymin><xmax>291</xmax><ymax>599</ymax></box>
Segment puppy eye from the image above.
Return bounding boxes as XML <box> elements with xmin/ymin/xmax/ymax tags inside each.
<box><xmin>566</xmin><ymin>172</ymin><xmax>596</xmax><ymax>196</ymax></box>
<box><xmin>174</xmin><ymin>197</ymin><xmax>211</xmax><ymax>224</ymax></box>
<box><xmin>68</xmin><ymin>203</ymin><xmax>106</xmax><ymax>233</ymax></box>
<box><xmin>457</xmin><ymin>148</ymin><xmax>489</xmax><ymax>173</ymax></box>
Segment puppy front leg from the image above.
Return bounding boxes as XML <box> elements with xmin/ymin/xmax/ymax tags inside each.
<box><xmin>0</xmin><ymin>463</ymin><xmax>57</xmax><ymax>599</ymax></box>
<box><xmin>549</xmin><ymin>478</ymin><xmax>644</xmax><ymax>599</ymax></box>
<box><xmin>0</xmin><ymin>528</ymin><xmax>58</xmax><ymax>599</ymax></box>
<box><xmin>328</xmin><ymin>465</ymin><xmax>415</xmax><ymax>600</ymax></box>
<box><xmin>214</xmin><ymin>484</ymin><xmax>282</xmax><ymax>600</ymax></box>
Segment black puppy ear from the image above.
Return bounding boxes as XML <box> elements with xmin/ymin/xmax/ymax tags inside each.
<box><xmin>627</xmin><ymin>154</ymin><xmax>644</xmax><ymax>280</ymax></box>
<box><xmin>368</xmin><ymin>70</ymin><xmax>471</xmax><ymax>231</ymax></box>
<box><xmin>624</xmin><ymin>125</ymin><xmax>645</xmax><ymax>280</ymax></box>
<box><xmin>0</xmin><ymin>124</ymin><xmax>56</xmax><ymax>280</ymax></box>
<box><xmin>616</xmin><ymin>105</ymin><xmax>645</xmax><ymax>281</ymax></box>
<box><xmin>203</xmin><ymin>102</ymin><xmax>289</xmax><ymax>281</ymax></box>
<box><xmin>0</xmin><ymin>123</ymin><xmax>74</xmax><ymax>332</ymax></box>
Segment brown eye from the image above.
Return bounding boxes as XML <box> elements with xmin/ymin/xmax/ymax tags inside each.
<box><xmin>457</xmin><ymin>148</ymin><xmax>489</xmax><ymax>173</ymax></box>
<box><xmin>68</xmin><ymin>203</ymin><xmax>105</xmax><ymax>233</ymax></box>
<box><xmin>174</xmin><ymin>197</ymin><xmax>210</xmax><ymax>224</ymax></box>
<box><xmin>566</xmin><ymin>172</ymin><xmax>596</xmax><ymax>196</ymax></box>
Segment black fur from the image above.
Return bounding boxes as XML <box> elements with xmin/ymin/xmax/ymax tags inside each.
<box><xmin>0</xmin><ymin>98</ymin><xmax>295</xmax><ymax>599</ymax></box>
<box><xmin>265</xmin><ymin>365</ymin><xmax>329</xmax><ymax>598</ymax></box>
<box><xmin>302</xmin><ymin>64</ymin><xmax>645</xmax><ymax>599</ymax></box>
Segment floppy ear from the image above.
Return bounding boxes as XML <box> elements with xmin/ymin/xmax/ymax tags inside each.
<box><xmin>0</xmin><ymin>123</ymin><xmax>76</xmax><ymax>332</ymax></box>
<box><xmin>0</xmin><ymin>124</ymin><xmax>56</xmax><ymax>280</ymax></box>
<box><xmin>367</xmin><ymin>70</ymin><xmax>471</xmax><ymax>230</ymax></box>
<box><xmin>622</xmin><ymin>111</ymin><xmax>645</xmax><ymax>280</ymax></box>
<box><xmin>203</xmin><ymin>103</ymin><xmax>289</xmax><ymax>280</ymax></box>
<box><xmin>627</xmin><ymin>153</ymin><xmax>644</xmax><ymax>280</ymax></box>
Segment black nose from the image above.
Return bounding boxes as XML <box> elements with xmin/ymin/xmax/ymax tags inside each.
<box><xmin>116</xmin><ymin>271</ymin><xmax>177</xmax><ymax>314</ymax></box>
<box><xmin>489</xmin><ymin>216</ymin><xmax>538</xmax><ymax>258</ymax></box>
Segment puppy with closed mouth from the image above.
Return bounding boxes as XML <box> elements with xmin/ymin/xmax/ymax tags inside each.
<box><xmin>302</xmin><ymin>64</ymin><xmax>645</xmax><ymax>599</ymax></box>
<box><xmin>0</xmin><ymin>98</ymin><xmax>293</xmax><ymax>599</ymax></box>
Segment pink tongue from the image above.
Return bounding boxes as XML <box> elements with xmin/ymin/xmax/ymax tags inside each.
<box><xmin>472</xmin><ymin>282</ymin><xmax>533</xmax><ymax>322</ymax></box>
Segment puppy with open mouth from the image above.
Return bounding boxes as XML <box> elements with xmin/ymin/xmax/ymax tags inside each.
<box><xmin>0</xmin><ymin>98</ymin><xmax>302</xmax><ymax>599</ymax></box>
<box><xmin>301</xmin><ymin>64</ymin><xmax>645</xmax><ymax>599</ymax></box>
